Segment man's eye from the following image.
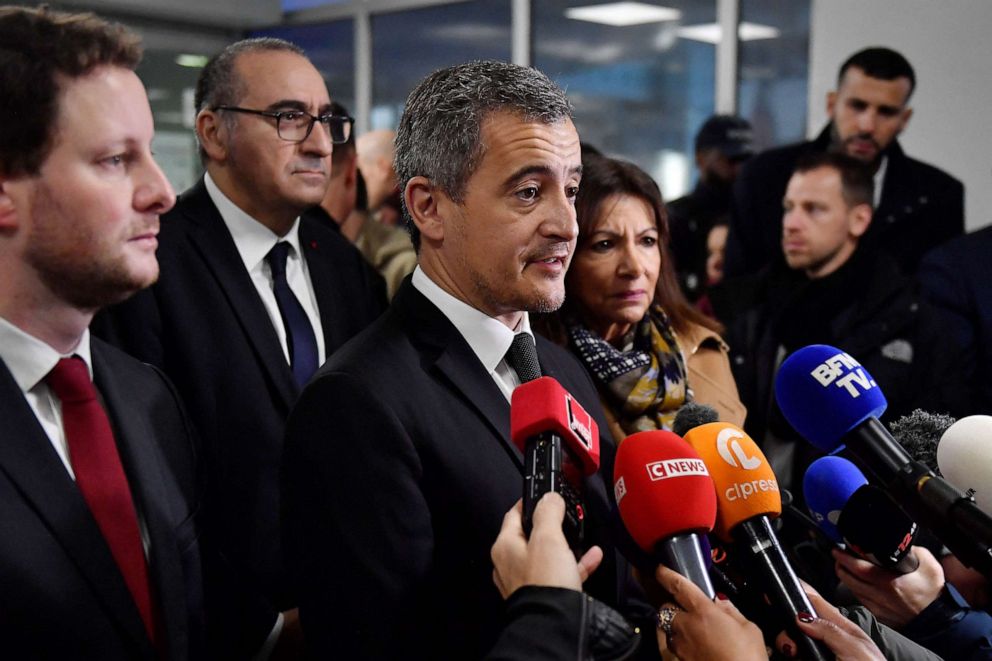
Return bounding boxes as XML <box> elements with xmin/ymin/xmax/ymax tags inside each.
<box><xmin>566</xmin><ymin>186</ymin><xmax>579</xmax><ymax>198</ymax></box>
<box><xmin>102</xmin><ymin>154</ymin><xmax>125</xmax><ymax>167</ymax></box>
<box><xmin>517</xmin><ymin>187</ymin><xmax>538</xmax><ymax>201</ymax></box>
<box><xmin>280</xmin><ymin>111</ymin><xmax>306</xmax><ymax>122</ymax></box>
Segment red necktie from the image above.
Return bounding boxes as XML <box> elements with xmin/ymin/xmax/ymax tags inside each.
<box><xmin>47</xmin><ymin>356</ymin><xmax>158</xmax><ymax>646</ymax></box>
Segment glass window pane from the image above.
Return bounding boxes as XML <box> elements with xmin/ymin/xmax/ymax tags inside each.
<box><xmin>737</xmin><ymin>0</ymin><xmax>811</xmax><ymax>150</ymax></box>
<box><xmin>371</xmin><ymin>1</ymin><xmax>511</xmax><ymax>130</ymax></box>
<box><xmin>533</xmin><ymin>0</ymin><xmax>717</xmax><ymax>200</ymax></box>
<box><xmin>251</xmin><ymin>20</ymin><xmax>356</xmax><ymax>113</ymax></box>
<box><xmin>137</xmin><ymin>48</ymin><xmax>206</xmax><ymax>194</ymax></box>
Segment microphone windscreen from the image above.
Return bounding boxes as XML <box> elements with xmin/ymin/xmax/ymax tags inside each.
<box><xmin>613</xmin><ymin>430</ymin><xmax>717</xmax><ymax>553</ymax></box>
<box><xmin>672</xmin><ymin>402</ymin><xmax>720</xmax><ymax>437</ymax></box>
<box><xmin>682</xmin><ymin>422</ymin><xmax>781</xmax><ymax>540</ymax></box>
<box><xmin>803</xmin><ymin>456</ymin><xmax>868</xmax><ymax>543</ymax></box>
<box><xmin>510</xmin><ymin>376</ymin><xmax>600</xmax><ymax>475</ymax></box>
<box><xmin>889</xmin><ymin>409</ymin><xmax>956</xmax><ymax>475</ymax></box>
<box><xmin>938</xmin><ymin>415</ymin><xmax>992</xmax><ymax>514</ymax></box>
<box><xmin>775</xmin><ymin>345</ymin><xmax>888</xmax><ymax>451</ymax></box>
<box><xmin>838</xmin><ymin>485</ymin><xmax>918</xmax><ymax>568</ymax></box>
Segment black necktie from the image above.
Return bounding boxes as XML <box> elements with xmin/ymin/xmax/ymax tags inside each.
<box><xmin>266</xmin><ymin>242</ymin><xmax>319</xmax><ymax>388</ymax></box>
<box><xmin>506</xmin><ymin>333</ymin><xmax>542</xmax><ymax>384</ymax></box>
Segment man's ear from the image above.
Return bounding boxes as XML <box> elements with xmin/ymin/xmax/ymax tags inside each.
<box><xmin>405</xmin><ymin>176</ymin><xmax>446</xmax><ymax>243</ymax></box>
<box><xmin>849</xmin><ymin>203</ymin><xmax>872</xmax><ymax>239</ymax></box>
<box><xmin>196</xmin><ymin>109</ymin><xmax>229</xmax><ymax>162</ymax></box>
<box><xmin>0</xmin><ymin>179</ymin><xmax>23</xmax><ymax>231</ymax></box>
<box><xmin>826</xmin><ymin>90</ymin><xmax>838</xmax><ymax>119</ymax></box>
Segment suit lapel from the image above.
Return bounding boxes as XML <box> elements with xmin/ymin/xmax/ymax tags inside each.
<box><xmin>93</xmin><ymin>342</ymin><xmax>189</xmax><ymax>658</ymax></box>
<box><xmin>179</xmin><ymin>180</ymin><xmax>298</xmax><ymax>409</ymax></box>
<box><xmin>394</xmin><ymin>283</ymin><xmax>523</xmax><ymax>469</ymax></box>
<box><xmin>0</xmin><ymin>359</ymin><xmax>154</xmax><ymax>656</ymax></box>
<box><xmin>299</xmin><ymin>218</ymin><xmax>346</xmax><ymax>352</ymax></box>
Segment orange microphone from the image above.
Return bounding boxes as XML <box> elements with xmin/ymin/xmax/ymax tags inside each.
<box><xmin>683</xmin><ymin>422</ymin><xmax>830</xmax><ymax>661</ymax></box>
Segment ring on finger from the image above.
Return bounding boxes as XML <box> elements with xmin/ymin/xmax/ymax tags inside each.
<box><xmin>657</xmin><ymin>605</ymin><xmax>680</xmax><ymax>637</ymax></box>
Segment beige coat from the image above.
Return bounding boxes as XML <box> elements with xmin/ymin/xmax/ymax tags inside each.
<box><xmin>602</xmin><ymin>322</ymin><xmax>746</xmax><ymax>443</ymax></box>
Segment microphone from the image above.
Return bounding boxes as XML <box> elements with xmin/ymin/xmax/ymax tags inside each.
<box><xmin>889</xmin><ymin>409</ymin><xmax>956</xmax><ymax>475</ymax></box>
<box><xmin>613</xmin><ymin>430</ymin><xmax>717</xmax><ymax>598</ymax></box>
<box><xmin>939</xmin><ymin>415</ymin><xmax>992</xmax><ymax>515</ymax></box>
<box><xmin>776</xmin><ymin>344</ymin><xmax>992</xmax><ymax>577</ymax></box>
<box><xmin>672</xmin><ymin>402</ymin><xmax>720</xmax><ymax>437</ymax></box>
<box><xmin>683</xmin><ymin>422</ymin><xmax>830</xmax><ymax>661</ymax></box>
<box><xmin>510</xmin><ymin>376</ymin><xmax>600</xmax><ymax>550</ymax></box>
<box><xmin>804</xmin><ymin>457</ymin><xmax>919</xmax><ymax>574</ymax></box>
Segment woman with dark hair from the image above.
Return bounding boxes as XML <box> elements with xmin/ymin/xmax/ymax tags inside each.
<box><xmin>537</xmin><ymin>154</ymin><xmax>744</xmax><ymax>439</ymax></box>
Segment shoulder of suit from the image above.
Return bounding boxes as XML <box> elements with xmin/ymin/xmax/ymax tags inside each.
<box><xmin>90</xmin><ymin>335</ymin><xmax>170</xmax><ymax>387</ymax></box>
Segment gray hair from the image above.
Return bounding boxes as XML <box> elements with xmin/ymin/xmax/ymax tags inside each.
<box><xmin>394</xmin><ymin>60</ymin><xmax>573</xmax><ymax>249</ymax></box>
<box><xmin>194</xmin><ymin>37</ymin><xmax>305</xmax><ymax>161</ymax></box>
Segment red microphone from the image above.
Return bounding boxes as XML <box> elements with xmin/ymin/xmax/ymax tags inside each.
<box><xmin>614</xmin><ymin>430</ymin><xmax>717</xmax><ymax>598</ymax></box>
<box><xmin>510</xmin><ymin>377</ymin><xmax>600</xmax><ymax>549</ymax></box>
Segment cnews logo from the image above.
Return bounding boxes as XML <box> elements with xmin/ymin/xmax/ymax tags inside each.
<box><xmin>614</xmin><ymin>476</ymin><xmax>627</xmax><ymax>504</ymax></box>
<box><xmin>716</xmin><ymin>428</ymin><xmax>761</xmax><ymax>470</ymax></box>
<box><xmin>809</xmin><ymin>352</ymin><xmax>877</xmax><ymax>398</ymax></box>
<box><xmin>724</xmin><ymin>478</ymin><xmax>778</xmax><ymax>501</ymax></box>
<box><xmin>645</xmin><ymin>458</ymin><xmax>709</xmax><ymax>482</ymax></box>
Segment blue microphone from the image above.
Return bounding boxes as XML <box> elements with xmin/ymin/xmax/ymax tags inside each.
<box><xmin>804</xmin><ymin>456</ymin><xmax>868</xmax><ymax>543</ymax></box>
<box><xmin>776</xmin><ymin>344</ymin><xmax>992</xmax><ymax>578</ymax></box>
<box><xmin>804</xmin><ymin>456</ymin><xmax>919</xmax><ymax>574</ymax></box>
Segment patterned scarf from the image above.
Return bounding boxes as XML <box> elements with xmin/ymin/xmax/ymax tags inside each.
<box><xmin>568</xmin><ymin>305</ymin><xmax>689</xmax><ymax>434</ymax></box>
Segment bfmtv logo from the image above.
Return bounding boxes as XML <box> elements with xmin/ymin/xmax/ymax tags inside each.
<box><xmin>809</xmin><ymin>351</ymin><xmax>878</xmax><ymax>398</ymax></box>
<box><xmin>716</xmin><ymin>428</ymin><xmax>761</xmax><ymax>470</ymax></box>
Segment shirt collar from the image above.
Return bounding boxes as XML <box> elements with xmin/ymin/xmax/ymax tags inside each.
<box><xmin>411</xmin><ymin>266</ymin><xmax>534</xmax><ymax>373</ymax></box>
<box><xmin>0</xmin><ymin>316</ymin><xmax>93</xmax><ymax>392</ymax></box>
<box><xmin>204</xmin><ymin>171</ymin><xmax>304</xmax><ymax>271</ymax></box>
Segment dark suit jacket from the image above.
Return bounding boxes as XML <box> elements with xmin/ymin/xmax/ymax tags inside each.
<box><xmin>283</xmin><ymin>280</ymin><xmax>647</xmax><ymax>660</ymax></box>
<box><xmin>724</xmin><ymin>126</ymin><xmax>964</xmax><ymax>278</ymax></box>
<box><xmin>94</xmin><ymin>179</ymin><xmax>387</xmax><ymax>610</ymax></box>
<box><xmin>919</xmin><ymin>225</ymin><xmax>992</xmax><ymax>414</ymax></box>
<box><xmin>0</xmin><ymin>338</ymin><xmax>205</xmax><ymax>659</ymax></box>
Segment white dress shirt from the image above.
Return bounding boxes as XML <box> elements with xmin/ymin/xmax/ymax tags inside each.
<box><xmin>411</xmin><ymin>266</ymin><xmax>536</xmax><ymax>402</ymax></box>
<box><xmin>204</xmin><ymin>173</ymin><xmax>326</xmax><ymax>366</ymax></box>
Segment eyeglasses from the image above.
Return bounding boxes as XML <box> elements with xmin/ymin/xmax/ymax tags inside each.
<box><xmin>214</xmin><ymin>106</ymin><xmax>353</xmax><ymax>144</ymax></box>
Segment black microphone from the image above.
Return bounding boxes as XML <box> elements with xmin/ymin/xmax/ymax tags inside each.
<box><xmin>776</xmin><ymin>345</ymin><xmax>992</xmax><ymax>578</ymax></box>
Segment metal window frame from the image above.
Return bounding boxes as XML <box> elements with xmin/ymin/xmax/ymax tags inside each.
<box><xmin>281</xmin><ymin>0</ymin><xmax>741</xmax><ymax>130</ymax></box>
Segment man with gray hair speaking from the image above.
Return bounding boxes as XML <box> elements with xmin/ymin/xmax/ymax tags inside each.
<box><xmin>283</xmin><ymin>61</ymin><xmax>650</xmax><ymax>659</ymax></box>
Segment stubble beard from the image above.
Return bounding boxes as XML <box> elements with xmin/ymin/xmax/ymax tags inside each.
<box><xmin>25</xmin><ymin>182</ymin><xmax>157</xmax><ymax>311</ymax></box>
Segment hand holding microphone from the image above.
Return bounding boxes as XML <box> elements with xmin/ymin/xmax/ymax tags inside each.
<box><xmin>775</xmin><ymin>345</ymin><xmax>992</xmax><ymax>577</ymax></box>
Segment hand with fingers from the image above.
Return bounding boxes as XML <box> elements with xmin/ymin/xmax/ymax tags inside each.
<box><xmin>490</xmin><ymin>493</ymin><xmax>603</xmax><ymax>599</ymax></box>
<box><xmin>775</xmin><ymin>584</ymin><xmax>885</xmax><ymax>661</ymax></box>
<box><xmin>833</xmin><ymin>546</ymin><xmax>945</xmax><ymax>629</ymax></box>
<box><xmin>653</xmin><ymin>564</ymin><xmax>766</xmax><ymax>660</ymax></box>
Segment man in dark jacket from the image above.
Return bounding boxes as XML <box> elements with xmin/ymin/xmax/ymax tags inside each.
<box><xmin>726</xmin><ymin>152</ymin><xmax>969</xmax><ymax>493</ymax></box>
<box><xmin>667</xmin><ymin>115</ymin><xmax>754</xmax><ymax>302</ymax></box>
<box><xmin>724</xmin><ymin>47</ymin><xmax>963</xmax><ymax>280</ymax></box>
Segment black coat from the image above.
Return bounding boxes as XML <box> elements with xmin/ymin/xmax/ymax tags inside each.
<box><xmin>726</xmin><ymin>252</ymin><xmax>971</xmax><ymax>475</ymax></box>
<box><xmin>0</xmin><ymin>338</ymin><xmax>272</xmax><ymax>659</ymax></box>
<box><xmin>93</xmin><ymin>179</ymin><xmax>387</xmax><ymax>611</ymax></box>
<box><xmin>282</xmin><ymin>280</ymin><xmax>649</xmax><ymax>660</ymax></box>
<box><xmin>725</xmin><ymin>126</ymin><xmax>964</xmax><ymax>278</ymax></box>
<box><xmin>919</xmin><ymin>225</ymin><xmax>992</xmax><ymax>415</ymax></box>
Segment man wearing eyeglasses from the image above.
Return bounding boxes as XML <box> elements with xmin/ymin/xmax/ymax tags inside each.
<box><xmin>94</xmin><ymin>37</ymin><xmax>387</xmax><ymax>644</ymax></box>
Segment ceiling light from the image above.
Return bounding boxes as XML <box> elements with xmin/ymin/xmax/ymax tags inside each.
<box><xmin>175</xmin><ymin>54</ymin><xmax>209</xmax><ymax>68</ymax></box>
<box><xmin>566</xmin><ymin>2</ymin><xmax>681</xmax><ymax>27</ymax></box>
<box><xmin>676</xmin><ymin>21</ymin><xmax>780</xmax><ymax>44</ymax></box>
